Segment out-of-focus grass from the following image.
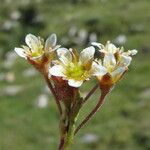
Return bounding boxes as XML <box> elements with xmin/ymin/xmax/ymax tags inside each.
<box><xmin>0</xmin><ymin>0</ymin><xmax>150</xmax><ymax>150</ymax></box>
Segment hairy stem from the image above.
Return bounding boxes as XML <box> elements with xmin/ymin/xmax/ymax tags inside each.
<box><xmin>75</xmin><ymin>90</ymin><xmax>109</xmax><ymax>134</ymax></box>
<box><xmin>58</xmin><ymin>111</ymin><xmax>76</xmax><ymax>150</ymax></box>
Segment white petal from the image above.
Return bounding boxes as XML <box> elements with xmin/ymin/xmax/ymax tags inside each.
<box><xmin>68</xmin><ymin>79</ymin><xmax>83</xmax><ymax>87</ymax></box>
<box><xmin>91</xmin><ymin>42</ymin><xmax>103</xmax><ymax>49</ymax></box>
<box><xmin>25</xmin><ymin>34</ymin><xmax>39</xmax><ymax>51</ymax></box>
<box><xmin>57</xmin><ymin>48</ymin><xmax>72</xmax><ymax>64</ymax></box>
<box><xmin>80</xmin><ymin>46</ymin><xmax>95</xmax><ymax>64</ymax></box>
<box><xmin>120</xmin><ymin>55</ymin><xmax>132</xmax><ymax>66</ymax></box>
<box><xmin>106</xmin><ymin>42</ymin><xmax>117</xmax><ymax>53</ymax></box>
<box><xmin>128</xmin><ymin>49</ymin><xmax>138</xmax><ymax>55</ymax></box>
<box><xmin>53</xmin><ymin>45</ymin><xmax>61</xmax><ymax>50</ymax></box>
<box><xmin>90</xmin><ymin>62</ymin><xmax>107</xmax><ymax>76</ymax></box>
<box><xmin>45</xmin><ymin>34</ymin><xmax>57</xmax><ymax>50</ymax></box>
<box><xmin>111</xmin><ymin>67</ymin><xmax>126</xmax><ymax>78</ymax></box>
<box><xmin>122</xmin><ymin>49</ymin><xmax>138</xmax><ymax>56</ymax></box>
<box><xmin>103</xmin><ymin>53</ymin><xmax>116</xmax><ymax>67</ymax></box>
<box><xmin>14</xmin><ymin>48</ymin><xmax>26</xmax><ymax>58</ymax></box>
<box><xmin>49</xmin><ymin>65</ymin><xmax>66</xmax><ymax>77</ymax></box>
<box><xmin>99</xmin><ymin>49</ymin><xmax>107</xmax><ymax>53</ymax></box>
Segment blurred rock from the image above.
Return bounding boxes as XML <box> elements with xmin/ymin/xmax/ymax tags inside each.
<box><xmin>89</xmin><ymin>32</ymin><xmax>97</xmax><ymax>43</ymax></box>
<box><xmin>10</xmin><ymin>10</ymin><xmax>21</xmax><ymax>21</ymax></box>
<box><xmin>2</xmin><ymin>20</ymin><xmax>17</xmax><ymax>31</ymax></box>
<box><xmin>0</xmin><ymin>72</ymin><xmax>15</xmax><ymax>83</ymax></box>
<box><xmin>5</xmin><ymin>72</ymin><xmax>15</xmax><ymax>83</ymax></box>
<box><xmin>3</xmin><ymin>51</ymin><xmax>17</xmax><ymax>69</ymax></box>
<box><xmin>23</xmin><ymin>68</ymin><xmax>38</xmax><ymax>77</ymax></box>
<box><xmin>36</xmin><ymin>94</ymin><xmax>49</xmax><ymax>108</ymax></box>
<box><xmin>76</xmin><ymin>29</ymin><xmax>88</xmax><ymax>45</ymax></box>
<box><xmin>82</xmin><ymin>133</ymin><xmax>99</xmax><ymax>144</ymax></box>
<box><xmin>0</xmin><ymin>85</ymin><xmax>23</xmax><ymax>96</ymax></box>
<box><xmin>114</xmin><ymin>34</ymin><xmax>127</xmax><ymax>45</ymax></box>
<box><xmin>68</xmin><ymin>26</ymin><xmax>77</xmax><ymax>37</ymax></box>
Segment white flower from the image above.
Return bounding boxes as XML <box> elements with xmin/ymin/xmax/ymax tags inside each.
<box><xmin>14</xmin><ymin>33</ymin><xmax>60</xmax><ymax>60</ymax></box>
<box><xmin>101</xmin><ymin>53</ymin><xmax>127</xmax><ymax>83</ymax></box>
<box><xmin>92</xmin><ymin>41</ymin><xmax>119</xmax><ymax>54</ymax></box>
<box><xmin>96</xmin><ymin>43</ymin><xmax>137</xmax><ymax>84</ymax></box>
<box><xmin>49</xmin><ymin>47</ymin><xmax>107</xmax><ymax>87</ymax></box>
<box><xmin>92</xmin><ymin>41</ymin><xmax>137</xmax><ymax>57</ymax></box>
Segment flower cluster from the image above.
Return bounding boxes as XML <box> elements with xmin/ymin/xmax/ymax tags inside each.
<box><xmin>15</xmin><ymin>33</ymin><xmax>60</xmax><ymax>72</ymax></box>
<box><xmin>92</xmin><ymin>41</ymin><xmax>137</xmax><ymax>90</ymax></box>
<box><xmin>14</xmin><ymin>33</ymin><xmax>137</xmax><ymax>150</ymax></box>
<box><xmin>15</xmin><ymin>34</ymin><xmax>137</xmax><ymax>89</ymax></box>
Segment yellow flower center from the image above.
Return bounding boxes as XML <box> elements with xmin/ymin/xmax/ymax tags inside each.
<box><xmin>65</xmin><ymin>62</ymin><xmax>89</xmax><ymax>80</ymax></box>
<box><xmin>107</xmin><ymin>65</ymin><xmax>115</xmax><ymax>73</ymax></box>
<box><xmin>31</xmin><ymin>47</ymin><xmax>44</xmax><ymax>57</ymax></box>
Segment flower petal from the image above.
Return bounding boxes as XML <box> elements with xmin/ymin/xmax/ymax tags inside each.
<box><xmin>111</xmin><ymin>67</ymin><xmax>126</xmax><ymax>78</ymax></box>
<box><xmin>14</xmin><ymin>48</ymin><xmax>26</xmax><ymax>58</ymax></box>
<box><xmin>53</xmin><ymin>45</ymin><xmax>61</xmax><ymax>50</ymax></box>
<box><xmin>129</xmin><ymin>49</ymin><xmax>138</xmax><ymax>55</ymax></box>
<box><xmin>126</xmin><ymin>49</ymin><xmax>138</xmax><ymax>56</ymax></box>
<box><xmin>91</xmin><ymin>42</ymin><xmax>103</xmax><ymax>49</ymax></box>
<box><xmin>45</xmin><ymin>34</ymin><xmax>57</xmax><ymax>50</ymax></box>
<box><xmin>120</xmin><ymin>55</ymin><xmax>132</xmax><ymax>66</ymax></box>
<box><xmin>106</xmin><ymin>42</ymin><xmax>118</xmax><ymax>53</ymax></box>
<box><xmin>25</xmin><ymin>34</ymin><xmax>39</xmax><ymax>51</ymax></box>
<box><xmin>49</xmin><ymin>65</ymin><xmax>66</xmax><ymax>77</ymax></box>
<box><xmin>90</xmin><ymin>62</ymin><xmax>107</xmax><ymax>76</ymax></box>
<box><xmin>68</xmin><ymin>79</ymin><xmax>83</xmax><ymax>87</ymax></box>
<box><xmin>57</xmin><ymin>48</ymin><xmax>72</xmax><ymax>64</ymax></box>
<box><xmin>80</xmin><ymin>46</ymin><xmax>95</xmax><ymax>64</ymax></box>
<box><xmin>103</xmin><ymin>53</ymin><xmax>116</xmax><ymax>67</ymax></box>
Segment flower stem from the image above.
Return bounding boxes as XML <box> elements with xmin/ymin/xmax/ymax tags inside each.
<box><xmin>74</xmin><ymin>90</ymin><xmax>109</xmax><ymax>134</ymax></box>
<box><xmin>58</xmin><ymin>112</ymin><xmax>76</xmax><ymax>150</ymax></box>
<box><xmin>64</xmin><ymin>121</ymin><xmax>75</xmax><ymax>149</ymax></box>
<box><xmin>44</xmin><ymin>74</ymin><xmax>62</xmax><ymax>115</ymax></box>
<box><xmin>83</xmin><ymin>84</ymin><xmax>99</xmax><ymax>104</ymax></box>
<box><xmin>58</xmin><ymin>92</ymin><xmax>82</xmax><ymax>150</ymax></box>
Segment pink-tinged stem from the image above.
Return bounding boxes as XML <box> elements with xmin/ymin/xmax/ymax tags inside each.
<box><xmin>58</xmin><ymin>136</ymin><xmax>66</xmax><ymax>150</ymax></box>
<box><xmin>44</xmin><ymin>74</ymin><xmax>62</xmax><ymax>115</ymax></box>
<box><xmin>83</xmin><ymin>84</ymin><xmax>99</xmax><ymax>104</ymax></box>
<box><xmin>75</xmin><ymin>90</ymin><xmax>109</xmax><ymax>134</ymax></box>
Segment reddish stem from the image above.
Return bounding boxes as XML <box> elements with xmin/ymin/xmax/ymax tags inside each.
<box><xmin>58</xmin><ymin>137</ymin><xmax>65</xmax><ymax>150</ymax></box>
<box><xmin>75</xmin><ymin>90</ymin><xmax>109</xmax><ymax>134</ymax></box>
<box><xmin>44</xmin><ymin>74</ymin><xmax>62</xmax><ymax>115</ymax></box>
<box><xmin>83</xmin><ymin>84</ymin><xmax>99</xmax><ymax>104</ymax></box>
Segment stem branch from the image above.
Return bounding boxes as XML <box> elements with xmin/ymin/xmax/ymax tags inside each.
<box><xmin>83</xmin><ymin>84</ymin><xmax>99</xmax><ymax>104</ymax></box>
<box><xmin>75</xmin><ymin>90</ymin><xmax>109</xmax><ymax>134</ymax></box>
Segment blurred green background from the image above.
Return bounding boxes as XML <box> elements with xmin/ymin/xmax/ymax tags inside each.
<box><xmin>0</xmin><ymin>0</ymin><xmax>150</xmax><ymax>149</ymax></box>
